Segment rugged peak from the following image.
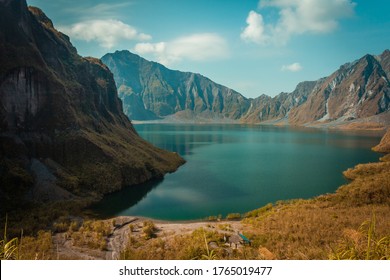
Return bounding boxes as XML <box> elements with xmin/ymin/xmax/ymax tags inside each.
<box><xmin>376</xmin><ymin>49</ymin><xmax>390</xmax><ymax>76</ymax></box>
<box><xmin>361</xmin><ymin>53</ymin><xmax>380</xmax><ymax>65</ymax></box>
<box><xmin>114</xmin><ymin>49</ymin><xmax>138</xmax><ymax>57</ymax></box>
<box><xmin>102</xmin><ymin>51</ymin><xmax>251</xmax><ymax>121</ymax></box>
<box><xmin>289</xmin><ymin>50</ymin><xmax>390</xmax><ymax>125</ymax></box>
<box><xmin>380</xmin><ymin>49</ymin><xmax>390</xmax><ymax>58</ymax></box>
<box><xmin>104</xmin><ymin>50</ymin><xmax>143</xmax><ymax>64</ymax></box>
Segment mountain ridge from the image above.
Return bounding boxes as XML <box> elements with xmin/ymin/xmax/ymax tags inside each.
<box><xmin>102</xmin><ymin>49</ymin><xmax>390</xmax><ymax>128</ymax></box>
<box><xmin>102</xmin><ymin>50</ymin><xmax>251</xmax><ymax>121</ymax></box>
<box><xmin>289</xmin><ymin>50</ymin><xmax>390</xmax><ymax>125</ymax></box>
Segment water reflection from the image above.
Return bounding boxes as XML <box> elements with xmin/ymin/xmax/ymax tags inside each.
<box><xmin>135</xmin><ymin>124</ymin><xmax>243</xmax><ymax>156</ymax></box>
<box><xmin>90</xmin><ymin>179</ymin><xmax>163</xmax><ymax>218</ymax></box>
<box><xmin>139</xmin><ymin>124</ymin><xmax>383</xmax><ymax>154</ymax></box>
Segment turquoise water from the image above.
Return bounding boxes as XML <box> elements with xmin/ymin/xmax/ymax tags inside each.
<box><xmin>91</xmin><ymin>124</ymin><xmax>383</xmax><ymax>220</ymax></box>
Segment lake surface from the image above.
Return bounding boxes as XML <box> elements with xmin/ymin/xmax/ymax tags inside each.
<box><xmin>91</xmin><ymin>124</ymin><xmax>383</xmax><ymax>220</ymax></box>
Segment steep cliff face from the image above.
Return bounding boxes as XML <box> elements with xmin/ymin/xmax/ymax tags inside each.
<box><xmin>289</xmin><ymin>50</ymin><xmax>390</xmax><ymax>125</ymax></box>
<box><xmin>0</xmin><ymin>0</ymin><xmax>184</xmax><ymax>207</ymax></box>
<box><xmin>101</xmin><ymin>51</ymin><xmax>251</xmax><ymax>121</ymax></box>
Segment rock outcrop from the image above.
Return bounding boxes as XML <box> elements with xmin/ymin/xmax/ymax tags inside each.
<box><xmin>0</xmin><ymin>0</ymin><xmax>184</xmax><ymax>208</ymax></box>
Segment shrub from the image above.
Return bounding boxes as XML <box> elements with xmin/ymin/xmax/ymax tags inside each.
<box><xmin>245</xmin><ymin>203</ymin><xmax>273</xmax><ymax>218</ymax></box>
<box><xmin>142</xmin><ymin>221</ymin><xmax>156</xmax><ymax>240</ymax></box>
<box><xmin>53</xmin><ymin>222</ymin><xmax>69</xmax><ymax>233</ymax></box>
<box><xmin>226</xmin><ymin>213</ymin><xmax>241</xmax><ymax>220</ymax></box>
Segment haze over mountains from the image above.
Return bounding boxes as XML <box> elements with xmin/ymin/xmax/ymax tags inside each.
<box><xmin>102</xmin><ymin>50</ymin><xmax>390</xmax><ymax>126</ymax></box>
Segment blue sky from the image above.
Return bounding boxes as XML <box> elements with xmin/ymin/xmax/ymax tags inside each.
<box><xmin>27</xmin><ymin>0</ymin><xmax>390</xmax><ymax>98</ymax></box>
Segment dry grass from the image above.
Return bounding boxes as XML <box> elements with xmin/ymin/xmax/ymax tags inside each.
<box><xmin>18</xmin><ymin>231</ymin><xmax>53</xmax><ymax>260</ymax></box>
<box><xmin>242</xmin><ymin>202</ymin><xmax>389</xmax><ymax>259</ymax></box>
<box><xmin>226</xmin><ymin>213</ymin><xmax>242</xmax><ymax>220</ymax></box>
<box><xmin>0</xmin><ymin>216</ymin><xmax>19</xmax><ymax>260</ymax></box>
<box><xmin>120</xmin><ymin>227</ymin><xmax>246</xmax><ymax>260</ymax></box>
<box><xmin>3</xmin><ymin>133</ymin><xmax>390</xmax><ymax>260</ymax></box>
<box><xmin>241</xmin><ymin>154</ymin><xmax>390</xmax><ymax>259</ymax></box>
<box><xmin>4</xmin><ymin>154</ymin><xmax>389</xmax><ymax>260</ymax></box>
<box><xmin>330</xmin><ymin>214</ymin><xmax>390</xmax><ymax>260</ymax></box>
<box><xmin>117</xmin><ymin>147</ymin><xmax>390</xmax><ymax>260</ymax></box>
<box><xmin>71</xmin><ymin>220</ymin><xmax>112</xmax><ymax>250</ymax></box>
<box><xmin>141</xmin><ymin>220</ymin><xmax>157</xmax><ymax>240</ymax></box>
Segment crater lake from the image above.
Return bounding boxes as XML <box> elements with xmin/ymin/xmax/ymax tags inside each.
<box><xmin>91</xmin><ymin>124</ymin><xmax>383</xmax><ymax>220</ymax></box>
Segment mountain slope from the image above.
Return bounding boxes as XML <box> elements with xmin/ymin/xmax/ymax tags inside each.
<box><xmin>101</xmin><ymin>51</ymin><xmax>251</xmax><ymax>121</ymax></box>
<box><xmin>102</xmin><ymin>50</ymin><xmax>390</xmax><ymax>126</ymax></box>
<box><xmin>0</xmin><ymin>0</ymin><xmax>184</xmax><ymax>209</ymax></box>
<box><xmin>241</xmin><ymin>80</ymin><xmax>322</xmax><ymax>123</ymax></box>
<box><xmin>289</xmin><ymin>50</ymin><xmax>390</xmax><ymax>125</ymax></box>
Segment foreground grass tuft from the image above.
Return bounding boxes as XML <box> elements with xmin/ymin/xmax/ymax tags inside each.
<box><xmin>330</xmin><ymin>214</ymin><xmax>390</xmax><ymax>260</ymax></box>
<box><xmin>0</xmin><ymin>216</ymin><xmax>19</xmax><ymax>260</ymax></box>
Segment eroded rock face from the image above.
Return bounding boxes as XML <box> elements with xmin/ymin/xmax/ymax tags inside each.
<box><xmin>289</xmin><ymin>51</ymin><xmax>390</xmax><ymax>125</ymax></box>
<box><xmin>241</xmin><ymin>81</ymin><xmax>321</xmax><ymax>123</ymax></box>
<box><xmin>0</xmin><ymin>0</ymin><xmax>184</xmax><ymax>207</ymax></box>
<box><xmin>103</xmin><ymin>49</ymin><xmax>389</xmax><ymax>126</ymax></box>
<box><xmin>101</xmin><ymin>51</ymin><xmax>251</xmax><ymax>121</ymax></box>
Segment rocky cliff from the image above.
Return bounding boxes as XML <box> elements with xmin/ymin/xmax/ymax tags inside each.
<box><xmin>101</xmin><ymin>51</ymin><xmax>251</xmax><ymax>121</ymax></box>
<box><xmin>0</xmin><ymin>0</ymin><xmax>184</xmax><ymax>209</ymax></box>
<box><xmin>103</xmin><ymin>50</ymin><xmax>390</xmax><ymax>127</ymax></box>
<box><xmin>289</xmin><ymin>50</ymin><xmax>390</xmax><ymax>125</ymax></box>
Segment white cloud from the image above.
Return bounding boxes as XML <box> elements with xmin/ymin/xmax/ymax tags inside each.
<box><xmin>242</xmin><ymin>0</ymin><xmax>356</xmax><ymax>45</ymax></box>
<box><xmin>59</xmin><ymin>19</ymin><xmax>151</xmax><ymax>49</ymax></box>
<box><xmin>240</xmin><ymin>11</ymin><xmax>268</xmax><ymax>44</ymax></box>
<box><xmin>281</xmin><ymin>62</ymin><xmax>302</xmax><ymax>72</ymax></box>
<box><xmin>134</xmin><ymin>33</ymin><xmax>229</xmax><ymax>65</ymax></box>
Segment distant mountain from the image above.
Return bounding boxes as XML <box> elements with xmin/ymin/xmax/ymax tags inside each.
<box><xmin>289</xmin><ymin>50</ymin><xmax>390</xmax><ymax>125</ymax></box>
<box><xmin>241</xmin><ymin>80</ymin><xmax>321</xmax><ymax>123</ymax></box>
<box><xmin>102</xmin><ymin>50</ymin><xmax>390</xmax><ymax>126</ymax></box>
<box><xmin>0</xmin><ymin>0</ymin><xmax>183</xmax><ymax>208</ymax></box>
<box><xmin>101</xmin><ymin>51</ymin><xmax>250</xmax><ymax>121</ymax></box>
